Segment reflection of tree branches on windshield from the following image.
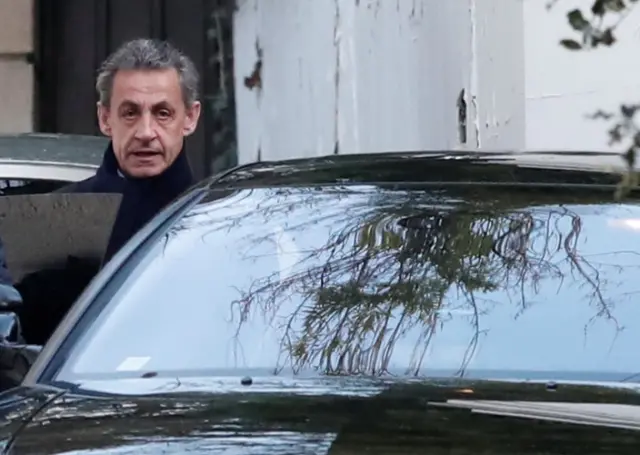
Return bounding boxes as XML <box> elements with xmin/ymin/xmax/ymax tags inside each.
<box><xmin>490</xmin><ymin>206</ymin><xmax>619</xmax><ymax>330</ymax></box>
<box><xmin>232</xmin><ymin>204</ymin><xmax>498</xmax><ymax>377</ymax></box>
<box><xmin>169</xmin><ymin>186</ymin><xmax>616</xmax><ymax>377</ymax></box>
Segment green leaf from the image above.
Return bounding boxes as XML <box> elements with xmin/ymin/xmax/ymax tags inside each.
<box><xmin>603</xmin><ymin>0</ymin><xmax>626</xmax><ymax>13</ymax></box>
<box><xmin>624</xmin><ymin>146</ymin><xmax>636</xmax><ymax>167</ymax></box>
<box><xmin>567</xmin><ymin>9</ymin><xmax>590</xmax><ymax>31</ymax></box>
<box><xmin>599</xmin><ymin>28</ymin><xmax>616</xmax><ymax>46</ymax></box>
<box><xmin>620</xmin><ymin>104</ymin><xmax>638</xmax><ymax>118</ymax></box>
<box><xmin>592</xmin><ymin>0</ymin><xmax>606</xmax><ymax>15</ymax></box>
<box><xmin>608</xmin><ymin>124</ymin><xmax>623</xmax><ymax>144</ymax></box>
<box><xmin>591</xmin><ymin>0</ymin><xmax>605</xmax><ymax>16</ymax></box>
<box><xmin>560</xmin><ymin>39</ymin><xmax>583</xmax><ymax>50</ymax></box>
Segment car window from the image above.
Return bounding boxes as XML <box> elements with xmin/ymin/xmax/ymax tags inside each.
<box><xmin>0</xmin><ymin>179</ymin><xmax>68</xmax><ymax>195</ymax></box>
<box><xmin>51</xmin><ymin>185</ymin><xmax>640</xmax><ymax>386</ymax></box>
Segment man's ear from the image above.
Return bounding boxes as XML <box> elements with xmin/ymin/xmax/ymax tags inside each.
<box><xmin>97</xmin><ymin>103</ymin><xmax>112</xmax><ymax>136</ymax></box>
<box><xmin>183</xmin><ymin>101</ymin><xmax>201</xmax><ymax>137</ymax></box>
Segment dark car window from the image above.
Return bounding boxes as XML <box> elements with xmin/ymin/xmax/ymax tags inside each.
<box><xmin>0</xmin><ymin>179</ymin><xmax>68</xmax><ymax>195</ymax></box>
<box><xmin>51</xmin><ymin>184</ymin><xmax>640</xmax><ymax>388</ymax></box>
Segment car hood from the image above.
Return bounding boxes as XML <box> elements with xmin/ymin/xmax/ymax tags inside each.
<box><xmin>8</xmin><ymin>377</ymin><xmax>640</xmax><ymax>454</ymax></box>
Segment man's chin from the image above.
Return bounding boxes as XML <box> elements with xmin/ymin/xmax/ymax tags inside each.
<box><xmin>123</xmin><ymin>164</ymin><xmax>167</xmax><ymax>179</ymax></box>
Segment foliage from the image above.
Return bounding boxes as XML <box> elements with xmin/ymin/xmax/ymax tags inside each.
<box><xmin>552</xmin><ymin>0</ymin><xmax>639</xmax><ymax>198</ymax></box>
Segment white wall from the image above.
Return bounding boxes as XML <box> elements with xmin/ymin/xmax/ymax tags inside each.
<box><xmin>472</xmin><ymin>0</ymin><xmax>525</xmax><ymax>150</ymax></box>
<box><xmin>233</xmin><ymin>0</ymin><xmax>635</xmax><ymax>163</ymax></box>
<box><xmin>233</xmin><ymin>0</ymin><xmax>525</xmax><ymax>164</ymax></box>
<box><xmin>524</xmin><ymin>0</ymin><xmax>640</xmax><ymax>152</ymax></box>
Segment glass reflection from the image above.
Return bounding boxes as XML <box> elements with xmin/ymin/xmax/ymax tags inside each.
<box><xmin>56</xmin><ymin>185</ymin><xmax>640</xmax><ymax>383</ymax></box>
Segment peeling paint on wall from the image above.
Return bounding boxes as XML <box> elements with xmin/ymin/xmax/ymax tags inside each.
<box><xmin>457</xmin><ymin>88</ymin><xmax>467</xmax><ymax>145</ymax></box>
<box><xmin>333</xmin><ymin>0</ymin><xmax>342</xmax><ymax>155</ymax></box>
<box><xmin>471</xmin><ymin>0</ymin><xmax>525</xmax><ymax>150</ymax></box>
<box><xmin>233</xmin><ymin>0</ymin><xmax>525</xmax><ymax>164</ymax></box>
<box><xmin>234</xmin><ymin>0</ymin><xmax>341</xmax><ymax>163</ymax></box>
<box><xmin>243</xmin><ymin>39</ymin><xmax>263</xmax><ymax>92</ymax></box>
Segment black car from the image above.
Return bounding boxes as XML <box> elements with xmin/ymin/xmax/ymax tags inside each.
<box><xmin>1</xmin><ymin>151</ymin><xmax>640</xmax><ymax>453</ymax></box>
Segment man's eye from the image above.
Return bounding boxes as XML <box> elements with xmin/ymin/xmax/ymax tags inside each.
<box><xmin>157</xmin><ymin>110</ymin><xmax>171</xmax><ymax>119</ymax></box>
<box><xmin>122</xmin><ymin>110</ymin><xmax>137</xmax><ymax>118</ymax></box>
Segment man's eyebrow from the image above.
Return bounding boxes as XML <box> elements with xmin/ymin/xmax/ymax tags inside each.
<box><xmin>118</xmin><ymin>100</ymin><xmax>140</xmax><ymax>109</ymax></box>
<box><xmin>116</xmin><ymin>100</ymin><xmax>175</xmax><ymax>113</ymax></box>
<box><xmin>151</xmin><ymin>101</ymin><xmax>172</xmax><ymax>109</ymax></box>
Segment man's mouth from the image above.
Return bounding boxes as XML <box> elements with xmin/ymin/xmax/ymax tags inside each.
<box><xmin>130</xmin><ymin>150</ymin><xmax>162</xmax><ymax>158</ymax></box>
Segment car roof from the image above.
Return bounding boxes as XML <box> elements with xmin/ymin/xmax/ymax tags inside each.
<box><xmin>0</xmin><ymin>133</ymin><xmax>106</xmax><ymax>168</ymax></box>
<box><xmin>0</xmin><ymin>160</ymin><xmax>97</xmax><ymax>182</ymax></box>
<box><xmin>209</xmin><ymin>150</ymin><xmax>630</xmax><ymax>190</ymax></box>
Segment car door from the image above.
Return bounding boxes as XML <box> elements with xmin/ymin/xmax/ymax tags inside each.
<box><xmin>0</xmin><ymin>193</ymin><xmax>122</xmax><ymax>390</ymax></box>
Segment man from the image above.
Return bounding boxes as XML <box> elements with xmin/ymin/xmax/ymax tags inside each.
<box><xmin>59</xmin><ymin>38</ymin><xmax>201</xmax><ymax>262</ymax></box>
<box><xmin>14</xmin><ymin>39</ymin><xmax>202</xmax><ymax>345</ymax></box>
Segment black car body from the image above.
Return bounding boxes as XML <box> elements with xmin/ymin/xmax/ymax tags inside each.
<box><xmin>2</xmin><ymin>151</ymin><xmax>640</xmax><ymax>453</ymax></box>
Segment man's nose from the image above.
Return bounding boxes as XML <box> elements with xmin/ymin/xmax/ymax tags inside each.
<box><xmin>134</xmin><ymin>113</ymin><xmax>157</xmax><ymax>141</ymax></box>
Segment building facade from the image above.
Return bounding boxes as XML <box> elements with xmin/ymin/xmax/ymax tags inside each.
<box><xmin>0</xmin><ymin>0</ymin><xmax>635</xmax><ymax>176</ymax></box>
<box><xmin>0</xmin><ymin>0</ymin><xmax>34</xmax><ymax>134</ymax></box>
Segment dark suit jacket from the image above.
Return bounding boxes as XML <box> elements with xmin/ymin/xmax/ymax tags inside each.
<box><xmin>57</xmin><ymin>141</ymin><xmax>194</xmax><ymax>262</ymax></box>
<box><xmin>15</xmin><ymin>141</ymin><xmax>194</xmax><ymax>344</ymax></box>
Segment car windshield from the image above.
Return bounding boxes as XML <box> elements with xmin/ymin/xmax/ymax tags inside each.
<box><xmin>51</xmin><ymin>184</ymin><xmax>640</xmax><ymax>387</ymax></box>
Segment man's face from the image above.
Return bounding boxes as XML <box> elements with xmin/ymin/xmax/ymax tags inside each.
<box><xmin>97</xmin><ymin>68</ymin><xmax>201</xmax><ymax>178</ymax></box>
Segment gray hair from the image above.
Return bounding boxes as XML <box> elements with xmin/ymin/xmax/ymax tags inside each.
<box><xmin>96</xmin><ymin>38</ymin><xmax>199</xmax><ymax>107</ymax></box>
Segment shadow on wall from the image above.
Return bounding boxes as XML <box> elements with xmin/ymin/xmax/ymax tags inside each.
<box><xmin>205</xmin><ymin>1</ymin><xmax>238</xmax><ymax>173</ymax></box>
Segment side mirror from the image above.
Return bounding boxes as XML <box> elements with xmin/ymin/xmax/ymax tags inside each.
<box><xmin>0</xmin><ymin>284</ymin><xmax>22</xmax><ymax>311</ymax></box>
<box><xmin>0</xmin><ymin>312</ymin><xmax>22</xmax><ymax>344</ymax></box>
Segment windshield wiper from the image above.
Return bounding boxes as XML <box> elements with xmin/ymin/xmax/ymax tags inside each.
<box><xmin>429</xmin><ymin>399</ymin><xmax>640</xmax><ymax>431</ymax></box>
<box><xmin>40</xmin><ymin>380</ymin><xmax>128</xmax><ymax>399</ymax></box>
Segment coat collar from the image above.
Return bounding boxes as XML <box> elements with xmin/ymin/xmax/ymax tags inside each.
<box><xmin>96</xmin><ymin>141</ymin><xmax>193</xmax><ymax>190</ymax></box>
